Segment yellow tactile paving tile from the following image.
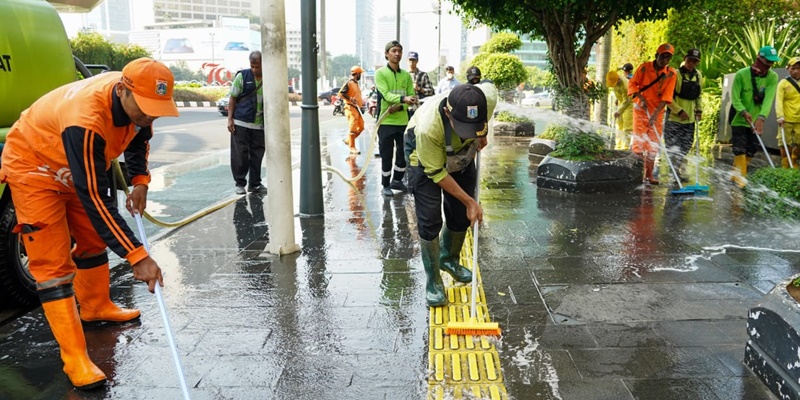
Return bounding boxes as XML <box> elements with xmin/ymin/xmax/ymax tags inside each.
<box><xmin>427</xmin><ymin>383</ymin><xmax>509</xmax><ymax>400</ymax></box>
<box><xmin>427</xmin><ymin>229</ymin><xmax>507</xmax><ymax>399</ymax></box>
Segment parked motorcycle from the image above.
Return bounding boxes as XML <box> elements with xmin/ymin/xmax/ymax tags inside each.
<box><xmin>332</xmin><ymin>97</ymin><xmax>344</xmax><ymax>116</ymax></box>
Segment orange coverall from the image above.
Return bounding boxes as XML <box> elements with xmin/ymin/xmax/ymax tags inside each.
<box><xmin>0</xmin><ymin>72</ymin><xmax>151</xmax><ymax>287</ymax></box>
<box><xmin>339</xmin><ymin>78</ymin><xmax>364</xmax><ymax>148</ymax></box>
<box><xmin>627</xmin><ymin>61</ymin><xmax>677</xmax><ymax>154</ymax></box>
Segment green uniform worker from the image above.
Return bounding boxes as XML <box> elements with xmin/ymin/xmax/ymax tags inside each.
<box><xmin>404</xmin><ymin>83</ymin><xmax>497</xmax><ymax>307</ymax></box>
<box><xmin>730</xmin><ymin>45</ymin><xmax>780</xmax><ymax>187</ymax></box>
<box><xmin>606</xmin><ymin>70</ymin><xmax>633</xmax><ymax>150</ymax></box>
<box><xmin>776</xmin><ymin>56</ymin><xmax>800</xmax><ymax>169</ymax></box>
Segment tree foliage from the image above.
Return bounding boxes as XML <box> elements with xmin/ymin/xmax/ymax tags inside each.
<box><xmin>328</xmin><ymin>54</ymin><xmax>361</xmax><ymax>84</ymax></box>
<box><xmin>480</xmin><ymin>32</ymin><xmax>523</xmax><ymax>54</ymax></box>
<box><xmin>70</xmin><ymin>32</ymin><xmax>151</xmax><ymax>71</ymax></box>
<box><xmin>452</xmin><ymin>0</ymin><xmax>690</xmax><ymax>118</ymax></box>
<box><xmin>666</xmin><ymin>0</ymin><xmax>800</xmax><ymax>60</ymax></box>
<box><xmin>525</xmin><ymin>66</ymin><xmax>552</xmax><ymax>91</ymax></box>
<box><xmin>478</xmin><ymin>53</ymin><xmax>529</xmax><ymax>90</ymax></box>
<box><xmin>468</xmin><ymin>33</ymin><xmax>527</xmax><ymax>91</ymax></box>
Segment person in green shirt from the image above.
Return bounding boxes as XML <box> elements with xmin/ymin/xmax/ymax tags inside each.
<box><xmin>665</xmin><ymin>48</ymin><xmax>704</xmax><ymax>182</ymax></box>
<box><xmin>729</xmin><ymin>45</ymin><xmax>780</xmax><ymax>187</ymax></box>
<box><xmin>375</xmin><ymin>40</ymin><xmax>417</xmax><ymax>196</ymax></box>
<box><xmin>404</xmin><ymin>84</ymin><xmax>490</xmax><ymax>307</ymax></box>
<box><xmin>227</xmin><ymin>51</ymin><xmax>267</xmax><ymax>195</ymax></box>
<box><xmin>776</xmin><ymin>56</ymin><xmax>800</xmax><ymax>169</ymax></box>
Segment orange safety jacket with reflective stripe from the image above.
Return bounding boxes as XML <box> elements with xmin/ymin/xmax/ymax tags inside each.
<box><xmin>0</xmin><ymin>72</ymin><xmax>152</xmax><ymax>265</ymax></box>
<box><xmin>628</xmin><ymin>61</ymin><xmax>677</xmax><ymax>112</ymax></box>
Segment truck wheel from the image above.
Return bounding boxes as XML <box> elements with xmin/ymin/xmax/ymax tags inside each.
<box><xmin>0</xmin><ymin>203</ymin><xmax>38</xmax><ymax>307</ymax></box>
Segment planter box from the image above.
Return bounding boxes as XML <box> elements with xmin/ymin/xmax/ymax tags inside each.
<box><xmin>528</xmin><ymin>137</ymin><xmax>556</xmax><ymax>166</ymax></box>
<box><xmin>536</xmin><ymin>150</ymin><xmax>642</xmax><ymax>193</ymax></box>
<box><xmin>494</xmin><ymin>121</ymin><xmax>535</xmax><ymax>137</ymax></box>
<box><xmin>745</xmin><ymin>278</ymin><xmax>800</xmax><ymax>400</ymax></box>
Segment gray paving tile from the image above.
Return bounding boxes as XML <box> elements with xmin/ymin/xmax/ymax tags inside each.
<box><xmin>569</xmin><ymin>348</ymin><xmax>656</xmax><ymax>379</ymax></box>
<box><xmin>587</xmin><ymin>323</ymin><xmax>670</xmax><ymax>348</ymax></box>
<box><xmin>623</xmin><ymin>378</ymin><xmax>720</xmax><ymax>400</ymax></box>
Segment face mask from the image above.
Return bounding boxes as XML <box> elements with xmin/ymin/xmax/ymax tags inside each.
<box><xmin>447</xmin><ymin>73</ymin><xmax>454</xmax><ymax>79</ymax></box>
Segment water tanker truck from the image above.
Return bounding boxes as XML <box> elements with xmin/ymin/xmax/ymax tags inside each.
<box><xmin>0</xmin><ymin>0</ymin><xmax>103</xmax><ymax>306</ymax></box>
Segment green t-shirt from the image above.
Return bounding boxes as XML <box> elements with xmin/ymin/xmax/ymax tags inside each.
<box><xmin>229</xmin><ymin>71</ymin><xmax>264</xmax><ymax>129</ymax></box>
<box><xmin>731</xmin><ymin>66</ymin><xmax>778</xmax><ymax>128</ymax></box>
<box><xmin>375</xmin><ymin>65</ymin><xmax>415</xmax><ymax>127</ymax></box>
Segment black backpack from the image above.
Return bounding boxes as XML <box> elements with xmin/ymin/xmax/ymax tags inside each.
<box><xmin>675</xmin><ymin>67</ymin><xmax>701</xmax><ymax>100</ymax></box>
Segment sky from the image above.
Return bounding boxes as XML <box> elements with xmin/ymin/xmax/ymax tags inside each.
<box><xmin>284</xmin><ymin>0</ymin><xmax>466</xmax><ymax>71</ymax></box>
<box><xmin>60</xmin><ymin>0</ymin><xmax>469</xmax><ymax>73</ymax></box>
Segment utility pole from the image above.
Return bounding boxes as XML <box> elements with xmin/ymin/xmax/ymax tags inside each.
<box><xmin>262</xmin><ymin>0</ymin><xmax>300</xmax><ymax>254</ymax></box>
<box><xmin>320</xmin><ymin>0</ymin><xmax>327</xmax><ymax>87</ymax></box>
<box><xmin>396</xmin><ymin>0</ymin><xmax>400</xmax><ymax>39</ymax></box>
<box><xmin>299</xmin><ymin>0</ymin><xmax>324</xmax><ymax>216</ymax></box>
<box><xmin>437</xmin><ymin>0</ymin><xmax>442</xmax><ymax>80</ymax></box>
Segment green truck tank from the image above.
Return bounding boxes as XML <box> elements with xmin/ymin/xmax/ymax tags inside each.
<box><xmin>0</xmin><ymin>0</ymin><xmax>102</xmax><ymax>306</ymax></box>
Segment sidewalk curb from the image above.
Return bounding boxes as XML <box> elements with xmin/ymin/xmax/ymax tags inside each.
<box><xmin>175</xmin><ymin>101</ymin><xmax>304</xmax><ymax>108</ymax></box>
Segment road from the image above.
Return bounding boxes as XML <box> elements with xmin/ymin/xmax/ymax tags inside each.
<box><xmin>148</xmin><ymin>105</ymin><xmax>341</xmax><ymax>167</ymax></box>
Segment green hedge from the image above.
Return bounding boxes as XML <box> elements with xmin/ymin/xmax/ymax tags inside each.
<box><xmin>495</xmin><ymin>111</ymin><xmax>532</xmax><ymax>123</ymax></box>
<box><xmin>744</xmin><ymin>167</ymin><xmax>800</xmax><ymax>219</ymax></box>
<box><xmin>173</xmin><ymin>87</ymin><xmax>229</xmax><ymax>102</ymax></box>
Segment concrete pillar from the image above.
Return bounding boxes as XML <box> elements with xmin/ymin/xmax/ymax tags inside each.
<box><xmin>261</xmin><ymin>0</ymin><xmax>300</xmax><ymax>255</ymax></box>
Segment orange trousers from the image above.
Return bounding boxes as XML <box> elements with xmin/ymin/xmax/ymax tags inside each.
<box><xmin>345</xmin><ymin>104</ymin><xmax>364</xmax><ymax>136</ymax></box>
<box><xmin>631</xmin><ymin>107</ymin><xmax>664</xmax><ymax>154</ymax></box>
<box><xmin>8</xmin><ymin>182</ymin><xmax>107</xmax><ymax>289</ymax></box>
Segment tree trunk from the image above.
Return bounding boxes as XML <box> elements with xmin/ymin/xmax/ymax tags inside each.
<box><xmin>593</xmin><ymin>30</ymin><xmax>612</xmax><ymax>125</ymax></box>
<box><xmin>544</xmin><ymin>19</ymin><xmax>592</xmax><ymax>120</ymax></box>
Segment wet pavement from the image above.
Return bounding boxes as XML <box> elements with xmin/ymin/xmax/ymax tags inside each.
<box><xmin>0</xmin><ymin>107</ymin><xmax>793</xmax><ymax>399</ymax></box>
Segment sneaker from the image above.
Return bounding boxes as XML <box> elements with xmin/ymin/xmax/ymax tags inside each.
<box><xmin>235</xmin><ymin>186</ymin><xmax>246</xmax><ymax>195</ymax></box>
<box><xmin>349</xmin><ymin>148</ymin><xmax>361</xmax><ymax>154</ymax></box>
<box><xmin>389</xmin><ymin>180</ymin><xmax>408</xmax><ymax>192</ymax></box>
<box><xmin>249</xmin><ymin>185</ymin><xmax>268</xmax><ymax>195</ymax></box>
<box><xmin>381</xmin><ymin>187</ymin><xmax>394</xmax><ymax>197</ymax></box>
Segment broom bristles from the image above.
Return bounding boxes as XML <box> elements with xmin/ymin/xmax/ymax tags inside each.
<box><xmin>445</xmin><ymin>319</ymin><xmax>502</xmax><ymax>337</ymax></box>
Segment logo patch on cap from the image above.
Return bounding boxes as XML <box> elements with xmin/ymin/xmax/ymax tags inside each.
<box><xmin>155</xmin><ymin>80</ymin><xmax>168</xmax><ymax>96</ymax></box>
<box><xmin>467</xmin><ymin>106</ymin><xmax>478</xmax><ymax>119</ymax></box>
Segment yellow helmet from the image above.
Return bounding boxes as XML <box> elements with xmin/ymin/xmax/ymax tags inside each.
<box><xmin>606</xmin><ymin>70</ymin><xmax>620</xmax><ymax>87</ymax></box>
<box><xmin>351</xmin><ymin>66</ymin><xmax>365</xmax><ymax>75</ymax></box>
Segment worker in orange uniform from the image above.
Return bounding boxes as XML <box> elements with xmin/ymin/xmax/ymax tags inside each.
<box><xmin>0</xmin><ymin>58</ymin><xmax>176</xmax><ymax>390</ymax></box>
<box><xmin>628</xmin><ymin>43</ymin><xmax>678</xmax><ymax>184</ymax></box>
<box><xmin>339</xmin><ymin>66</ymin><xmax>366</xmax><ymax>154</ymax></box>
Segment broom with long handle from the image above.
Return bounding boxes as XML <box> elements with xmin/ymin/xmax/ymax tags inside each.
<box><xmin>134</xmin><ymin>212</ymin><xmax>191</xmax><ymax>400</ymax></box>
<box><xmin>445</xmin><ymin>150</ymin><xmax>501</xmax><ymax>337</ymax></box>
<box><xmin>782</xmin><ymin>126</ymin><xmax>794</xmax><ymax>169</ymax></box>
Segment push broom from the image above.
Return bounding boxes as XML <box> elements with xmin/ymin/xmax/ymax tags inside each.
<box><xmin>646</xmin><ymin>109</ymin><xmax>695</xmax><ymax>196</ymax></box>
<box><xmin>752</xmin><ymin>122</ymin><xmax>776</xmax><ymax>168</ymax></box>
<box><xmin>683</xmin><ymin>122</ymin><xmax>710</xmax><ymax>193</ymax></box>
<box><xmin>445</xmin><ymin>151</ymin><xmax>501</xmax><ymax>337</ymax></box>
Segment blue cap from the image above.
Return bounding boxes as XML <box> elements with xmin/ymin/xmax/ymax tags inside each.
<box><xmin>408</xmin><ymin>51</ymin><xmax>419</xmax><ymax>60</ymax></box>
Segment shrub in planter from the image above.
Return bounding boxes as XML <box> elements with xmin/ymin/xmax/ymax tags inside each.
<box><xmin>494</xmin><ymin>111</ymin><xmax>535</xmax><ymax>137</ymax></box>
<box><xmin>549</xmin><ymin>126</ymin><xmax>611</xmax><ymax>161</ymax></box>
<box><xmin>744</xmin><ymin>168</ymin><xmax>800</xmax><ymax>219</ymax></box>
<box><xmin>536</xmin><ymin>123</ymin><xmax>642</xmax><ymax>193</ymax></box>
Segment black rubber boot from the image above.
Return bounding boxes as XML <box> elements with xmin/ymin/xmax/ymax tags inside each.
<box><xmin>439</xmin><ymin>228</ymin><xmax>473</xmax><ymax>283</ymax></box>
<box><xmin>420</xmin><ymin>238</ymin><xmax>446</xmax><ymax>307</ymax></box>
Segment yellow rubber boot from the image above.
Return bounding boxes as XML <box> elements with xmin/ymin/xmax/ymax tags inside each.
<box><xmin>41</xmin><ymin>296</ymin><xmax>107</xmax><ymax>390</ymax></box>
<box><xmin>74</xmin><ymin>264</ymin><xmax>140</xmax><ymax>323</ymax></box>
<box><xmin>732</xmin><ymin>155</ymin><xmax>748</xmax><ymax>188</ymax></box>
<box><xmin>782</xmin><ymin>157</ymin><xmax>790</xmax><ymax>169</ymax></box>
